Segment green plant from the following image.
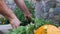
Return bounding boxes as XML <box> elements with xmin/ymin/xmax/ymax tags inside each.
<box><xmin>34</xmin><ymin>18</ymin><xmax>59</xmax><ymax>29</ymax></box>
<box><xmin>14</xmin><ymin>0</ymin><xmax>35</xmax><ymax>22</ymax></box>
<box><xmin>8</xmin><ymin>23</ymin><xmax>35</xmax><ymax>34</ymax></box>
<box><xmin>0</xmin><ymin>16</ymin><xmax>9</xmax><ymax>25</ymax></box>
<box><xmin>8</xmin><ymin>18</ymin><xmax>58</xmax><ymax>34</ymax></box>
<box><xmin>0</xmin><ymin>0</ymin><xmax>35</xmax><ymax>25</ymax></box>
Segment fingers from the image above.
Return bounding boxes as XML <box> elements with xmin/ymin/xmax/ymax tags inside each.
<box><xmin>12</xmin><ymin>25</ymin><xmax>16</xmax><ymax>29</ymax></box>
<box><xmin>10</xmin><ymin>23</ymin><xmax>15</xmax><ymax>29</ymax></box>
<box><xmin>15</xmin><ymin>22</ymin><xmax>20</xmax><ymax>28</ymax></box>
<box><xmin>11</xmin><ymin>23</ymin><xmax>19</xmax><ymax>29</ymax></box>
<box><xmin>10</xmin><ymin>20</ymin><xmax>20</xmax><ymax>29</ymax></box>
<box><xmin>9</xmin><ymin>17</ymin><xmax>21</xmax><ymax>29</ymax></box>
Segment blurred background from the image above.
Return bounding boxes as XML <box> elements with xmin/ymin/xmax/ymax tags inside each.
<box><xmin>0</xmin><ymin>0</ymin><xmax>60</xmax><ymax>34</ymax></box>
<box><xmin>0</xmin><ymin>0</ymin><xmax>60</xmax><ymax>28</ymax></box>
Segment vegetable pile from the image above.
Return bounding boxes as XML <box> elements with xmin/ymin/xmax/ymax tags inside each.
<box><xmin>8</xmin><ymin>23</ymin><xmax>35</xmax><ymax>34</ymax></box>
<box><xmin>8</xmin><ymin>18</ymin><xmax>59</xmax><ymax>34</ymax></box>
<box><xmin>8</xmin><ymin>0</ymin><xmax>60</xmax><ymax>34</ymax></box>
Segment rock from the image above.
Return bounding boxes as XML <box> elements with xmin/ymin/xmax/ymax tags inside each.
<box><xmin>35</xmin><ymin>0</ymin><xmax>60</xmax><ymax>26</ymax></box>
<box><xmin>53</xmin><ymin>7</ymin><xmax>60</xmax><ymax>25</ymax></box>
<box><xmin>5</xmin><ymin>0</ymin><xmax>16</xmax><ymax>10</ymax></box>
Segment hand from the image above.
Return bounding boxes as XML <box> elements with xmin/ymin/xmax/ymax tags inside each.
<box><xmin>24</xmin><ymin>12</ymin><xmax>32</xmax><ymax>19</ymax></box>
<box><xmin>24</xmin><ymin>12</ymin><xmax>33</xmax><ymax>22</ymax></box>
<box><xmin>10</xmin><ymin>17</ymin><xmax>21</xmax><ymax>28</ymax></box>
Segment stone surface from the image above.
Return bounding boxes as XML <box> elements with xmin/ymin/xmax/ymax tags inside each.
<box><xmin>5</xmin><ymin>0</ymin><xmax>16</xmax><ymax>10</ymax></box>
<box><xmin>35</xmin><ymin>0</ymin><xmax>60</xmax><ymax>26</ymax></box>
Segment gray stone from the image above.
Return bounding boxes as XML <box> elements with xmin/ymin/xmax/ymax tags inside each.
<box><xmin>35</xmin><ymin>0</ymin><xmax>60</xmax><ymax>26</ymax></box>
<box><xmin>5</xmin><ymin>0</ymin><xmax>16</xmax><ymax>10</ymax></box>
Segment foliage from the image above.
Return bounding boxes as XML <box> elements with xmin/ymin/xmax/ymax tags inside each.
<box><xmin>0</xmin><ymin>15</ymin><xmax>9</xmax><ymax>25</ymax></box>
<box><xmin>8</xmin><ymin>18</ymin><xmax>58</xmax><ymax>34</ymax></box>
<box><xmin>34</xmin><ymin>18</ymin><xmax>51</xmax><ymax>29</ymax></box>
<box><xmin>0</xmin><ymin>0</ymin><xmax>35</xmax><ymax>24</ymax></box>
<box><xmin>14</xmin><ymin>0</ymin><xmax>35</xmax><ymax>22</ymax></box>
<box><xmin>8</xmin><ymin>23</ymin><xmax>35</xmax><ymax>34</ymax></box>
<box><xmin>34</xmin><ymin>18</ymin><xmax>59</xmax><ymax>29</ymax></box>
<box><xmin>8</xmin><ymin>26</ymin><xmax>26</xmax><ymax>34</ymax></box>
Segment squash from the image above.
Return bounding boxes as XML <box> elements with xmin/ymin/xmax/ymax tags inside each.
<box><xmin>34</xmin><ymin>25</ymin><xmax>60</xmax><ymax>34</ymax></box>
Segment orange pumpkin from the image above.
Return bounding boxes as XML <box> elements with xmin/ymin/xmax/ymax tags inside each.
<box><xmin>34</xmin><ymin>25</ymin><xmax>60</xmax><ymax>34</ymax></box>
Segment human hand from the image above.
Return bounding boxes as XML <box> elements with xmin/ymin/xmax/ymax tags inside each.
<box><xmin>24</xmin><ymin>12</ymin><xmax>32</xmax><ymax>20</ymax></box>
<box><xmin>10</xmin><ymin>18</ymin><xmax>21</xmax><ymax>28</ymax></box>
<box><xmin>24</xmin><ymin>12</ymin><xmax>34</xmax><ymax>23</ymax></box>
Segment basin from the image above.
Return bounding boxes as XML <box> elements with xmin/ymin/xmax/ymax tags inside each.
<box><xmin>0</xmin><ymin>24</ymin><xmax>12</xmax><ymax>34</ymax></box>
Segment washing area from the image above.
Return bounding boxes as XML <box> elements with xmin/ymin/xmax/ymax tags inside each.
<box><xmin>0</xmin><ymin>24</ymin><xmax>12</xmax><ymax>34</ymax></box>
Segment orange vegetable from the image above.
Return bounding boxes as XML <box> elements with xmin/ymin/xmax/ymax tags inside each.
<box><xmin>34</xmin><ymin>25</ymin><xmax>60</xmax><ymax>34</ymax></box>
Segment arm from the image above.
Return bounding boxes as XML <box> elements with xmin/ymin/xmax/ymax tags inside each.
<box><xmin>14</xmin><ymin>0</ymin><xmax>31</xmax><ymax>17</ymax></box>
<box><xmin>0</xmin><ymin>0</ymin><xmax>20</xmax><ymax>28</ymax></box>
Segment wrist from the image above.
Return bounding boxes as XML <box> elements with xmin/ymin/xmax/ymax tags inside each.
<box><xmin>24</xmin><ymin>11</ymin><xmax>30</xmax><ymax>14</ymax></box>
